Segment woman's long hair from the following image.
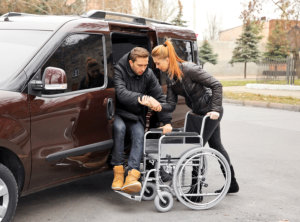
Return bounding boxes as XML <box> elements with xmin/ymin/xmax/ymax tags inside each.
<box><xmin>151</xmin><ymin>39</ymin><xmax>185</xmax><ymax>80</ymax></box>
<box><xmin>85</xmin><ymin>57</ymin><xmax>98</xmax><ymax>87</ymax></box>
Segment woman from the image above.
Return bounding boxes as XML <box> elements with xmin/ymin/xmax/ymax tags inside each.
<box><xmin>139</xmin><ymin>40</ymin><xmax>239</xmax><ymax>195</ymax></box>
<box><xmin>79</xmin><ymin>57</ymin><xmax>104</xmax><ymax>90</ymax></box>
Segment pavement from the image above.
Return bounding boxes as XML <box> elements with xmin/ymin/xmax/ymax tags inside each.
<box><xmin>14</xmin><ymin>104</ymin><xmax>300</xmax><ymax>222</ymax></box>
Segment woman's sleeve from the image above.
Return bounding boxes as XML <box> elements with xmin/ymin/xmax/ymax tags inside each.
<box><xmin>189</xmin><ymin>64</ymin><xmax>223</xmax><ymax>112</ymax></box>
<box><xmin>161</xmin><ymin>83</ymin><xmax>178</xmax><ymax>113</ymax></box>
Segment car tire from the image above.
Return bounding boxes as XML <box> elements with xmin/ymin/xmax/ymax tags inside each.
<box><xmin>0</xmin><ymin>163</ymin><xmax>18</xmax><ymax>222</ymax></box>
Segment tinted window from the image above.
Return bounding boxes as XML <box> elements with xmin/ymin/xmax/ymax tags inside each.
<box><xmin>0</xmin><ymin>30</ymin><xmax>52</xmax><ymax>90</ymax></box>
<box><xmin>42</xmin><ymin>34</ymin><xmax>106</xmax><ymax>94</ymax></box>
<box><xmin>111</xmin><ymin>33</ymin><xmax>150</xmax><ymax>64</ymax></box>
<box><xmin>193</xmin><ymin>41</ymin><xmax>200</xmax><ymax>65</ymax></box>
<box><xmin>172</xmin><ymin>39</ymin><xmax>193</xmax><ymax>62</ymax></box>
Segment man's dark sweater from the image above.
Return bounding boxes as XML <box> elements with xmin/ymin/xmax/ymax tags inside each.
<box><xmin>114</xmin><ymin>52</ymin><xmax>171</xmax><ymax>126</ymax></box>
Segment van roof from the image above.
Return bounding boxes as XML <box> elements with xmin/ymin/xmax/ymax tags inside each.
<box><xmin>0</xmin><ymin>12</ymin><xmax>196</xmax><ymax>40</ymax></box>
<box><xmin>0</xmin><ymin>13</ymin><xmax>78</xmax><ymax>31</ymax></box>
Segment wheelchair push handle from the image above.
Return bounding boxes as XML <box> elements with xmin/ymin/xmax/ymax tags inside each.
<box><xmin>199</xmin><ymin>114</ymin><xmax>210</xmax><ymax>138</ymax></box>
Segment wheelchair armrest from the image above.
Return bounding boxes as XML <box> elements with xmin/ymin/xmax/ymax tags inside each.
<box><xmin>149</xmin><ymin>128</ymin><xmax>163</xmax><ymax>132</ymax></box>
<box><xmin>164</xmin><ymin>132</ymin><xmax>199</xmax><ymax>137</ymax></box>
<box><xmin>172</xmin><ymin>128</ymin><xmax>183</xmax><ymax>132</ymax></box>
<box><xmin>149</xmin><ymin>128</ymin><xmax>182</xmax><ymax>132</ymax></box>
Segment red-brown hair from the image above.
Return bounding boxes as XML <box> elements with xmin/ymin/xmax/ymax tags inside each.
<box><xmin>151</xmin><ymin>39</ymin><xmax>184</xmax><ymax>80</ymax></box>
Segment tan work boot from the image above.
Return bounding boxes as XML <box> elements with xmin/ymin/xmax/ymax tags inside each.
<box><xmin>121</xmin><ymin>169</ymin><xmax>142</xmax><ymax>194</ymax></box>
<box><xmin>111</xmin><ymin>165</ymin><xmax>124</xmax><ymax>191</ymax></box>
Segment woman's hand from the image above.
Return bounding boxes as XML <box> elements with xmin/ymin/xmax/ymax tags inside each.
<box><xmin>138</xmin><ymin>96</ymin><xmax>162</xmax><ymax>112</ymax></box>
<box><xmin>206</xmin><ymin>111</ymin><xmax>220</xmax><ymax>120</ymax></box>
<box><xmin>160</xmin><ymin>123</ymin><xmax>173</xmax><ymax>134</ymax></box>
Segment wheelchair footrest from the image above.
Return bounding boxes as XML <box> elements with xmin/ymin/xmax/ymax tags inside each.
<box><xmin>114</xmin><ymin>190</ymin><xmax>142</xmax><ymax>201</ymax></box>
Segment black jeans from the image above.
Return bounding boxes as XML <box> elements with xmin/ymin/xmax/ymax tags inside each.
<box><xmin>186</xmin><ymin>111</ymin><xmax>231</xmax><ymax>165</ymax></box>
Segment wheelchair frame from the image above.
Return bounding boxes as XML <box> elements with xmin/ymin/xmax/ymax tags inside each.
<box><xmin>114</xmin><ymin>111</ymin><xmax>231</xmax><ymax>212</ymax></box>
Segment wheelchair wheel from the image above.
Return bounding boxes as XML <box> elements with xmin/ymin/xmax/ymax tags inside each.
<box><xmin>173</xmin><ymin>147</ymin><xmax>231</xmax><ymax>210</ymax></box>
<box><xmin>154</xmin><ymin>191</ymin><xmax>173</xmax><ymax>212</ymax></box>
<box><xmin>142</xmin><ymin>182</ymin><xmax>157</xmax><ymax>201</ymax></box>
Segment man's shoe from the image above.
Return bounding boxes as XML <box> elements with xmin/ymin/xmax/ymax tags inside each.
<box><xmin>121</xmin><ymin>169</ymin><xmax>142</xmax><ymax>194</ymax></box>
<box><xmin>111</xmin><ymin>165</ymin><xmax>124</xmax><ymax>191</ymax></box>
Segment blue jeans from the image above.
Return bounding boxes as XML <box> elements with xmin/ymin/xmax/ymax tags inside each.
<box><xmin>111</xmin><ymin>115</ymin><xmax>144</xmax><ymax>170</ymax></box>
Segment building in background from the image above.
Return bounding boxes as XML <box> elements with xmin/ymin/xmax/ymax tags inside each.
<box><xmin>204</xmin><ymin>19</ymin><xmax>300</xmax><ymax>77</ymax></box>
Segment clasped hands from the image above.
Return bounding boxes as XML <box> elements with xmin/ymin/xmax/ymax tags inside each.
<box><xmin>138</xmin><ymin>96</ymin><xmax>171</xmax><ymax>134</ymax></box>
<box><xmin>138</xmin><ymin>95</ymin><xmax>162</xmax><ymax>112</ymax></box>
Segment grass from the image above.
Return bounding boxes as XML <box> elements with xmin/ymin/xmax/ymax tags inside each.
<box><xmin>224</xmin><ymin>91</ymin><xmax>300</xmax><ymax>105</ymax></box>
<box><xmin>220</xmin><ymin>79</ymin><xmax>300</xmax><ymax>87</ymax></box>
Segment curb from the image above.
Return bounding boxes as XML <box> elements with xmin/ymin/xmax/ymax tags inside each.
<box><xmin>224</xmin><ymin>98</ymin><xmax>300</xmax><ymax>112</ymax></box>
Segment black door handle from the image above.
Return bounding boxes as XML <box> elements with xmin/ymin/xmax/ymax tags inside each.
<box><xmin>106</xmin><ymin>98</ymin><xmax>114</xmax><ymax>120</ymax></box>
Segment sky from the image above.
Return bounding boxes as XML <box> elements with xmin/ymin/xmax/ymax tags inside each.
<box><xmin>180</xmin><ymin>0</ymin><xmax>281</xmax><ymax>39</ymax></box>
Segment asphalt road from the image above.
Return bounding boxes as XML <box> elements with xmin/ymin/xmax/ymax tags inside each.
<box><xmin>14</xmin><ymin>103</ymin><xmax>300</xmax><ymax>222</ymax></box>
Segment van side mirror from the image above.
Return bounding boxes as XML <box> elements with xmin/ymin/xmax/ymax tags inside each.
<box><xmin>43</xmin><ymin>67</ymin><xmax>67</xmax><ymax>91</ymax></box>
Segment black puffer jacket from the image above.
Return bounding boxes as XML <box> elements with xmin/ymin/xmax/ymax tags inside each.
<box><xmin>114</xmin><ymin>52</ymin><xmax>171</xmax><ymax>126</ymax></box>
<box><xmin>161</xmin><ymin>62</ymin><xmax>223</xmax><ymax>115</ymax></box>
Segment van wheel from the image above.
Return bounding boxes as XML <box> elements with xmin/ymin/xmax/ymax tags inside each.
<box><xmin>0</xmin><ymin>163</ymin><xmax>18</xmax><ymax>222</ymax></box>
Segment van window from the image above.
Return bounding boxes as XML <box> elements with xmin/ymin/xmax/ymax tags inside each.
<box><xmin>0</xmin><ymin>30</ymin><xmax>52</xmax><ymax>91</ymax></box>
<box><xmin>111</xmin><ymin>33</ymin><xmax>150</xmax><ymax>64</ymax></box>
<box><xmin>193</xmin><ymin>41</ymin><xmax>200</xmax><ymax>65</ymax></box>
<box><xmin>172</xmin><ymin>39</ymin><xmax>193</xmax><ymax>62</ymax></box>
<box><xmin>42</xmin><ymin>33</ymin><xmax>106</xmax><ymax>94</ymax></box>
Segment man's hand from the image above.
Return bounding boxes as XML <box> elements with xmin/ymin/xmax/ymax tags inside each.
<box><xmin>206</xmin><ymin>111</ymin><xmax>220</xmax><ymax>120</ymax></box>
<box><xmin>160</xmin><ymin>123</ymin><xmax>172</xmax><ymax>134</ymax></box>
<box><xmin>138</xmin><ymin>96</ymin><xmax>162</xmax><ymax>112</ymax></box>
<box><xmin>148</xmin><ymin>96</ymin><xmax>162</xmax><ymax>112</ymax></box>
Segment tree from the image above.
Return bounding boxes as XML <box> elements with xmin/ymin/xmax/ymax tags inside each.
<box><xmin>264</xmin><ymin>21</ymin><xmax>290</xmax><ymax>59</ymax></box>
<box><xmin>171</xmin><ymin>0</ymin><xmax>186</xmax><ymax>27</ymax></box>
<box><xmin>134</xmin><ymin>0</ymin><xmax>177</xmax><ymax>22</ymax></box>
<box><xmin>230</xmin><ymin>23</ymin><xmax>262</xmax><ymax>79</ymax></box>
<box><xmin>0</xmin><ymin>0</ymin><xmax>85</xmax><ymax>15</ymax></box>
<box><xmin>271</xmin><ymin>0</ymin><xmax>300</xmax><ymax>58</ymax></box>
<box><xmin>230</xmin><ymin>0</ymin><xmax>263</xmax><ymax>79</ymax></box>
<box><xmin>198</xmin><ymin>40</ymin><xmax>218</xmax><ymax>68</ymax></box>
<box><xmin>206</xmin><ymin>14</ymin><xmax>221</xmax><ymax>40</ymax></box>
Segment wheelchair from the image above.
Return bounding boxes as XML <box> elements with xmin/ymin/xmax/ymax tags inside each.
<box><xmin>114</xmin><ymin>111</ymin><xmax>231</xmax><ymax>212</ymax></box>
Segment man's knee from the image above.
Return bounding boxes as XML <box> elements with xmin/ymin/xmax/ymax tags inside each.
<box><xmin>114</xmin><ymin>118</ymin><xmax>126</xmax><ymax>135</ymax></box>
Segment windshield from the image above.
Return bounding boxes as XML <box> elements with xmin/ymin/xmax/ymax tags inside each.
<box><xmin>0</xmin><ymin>30</ymin><xmax>52</xmax><ymax>90</ymax></box>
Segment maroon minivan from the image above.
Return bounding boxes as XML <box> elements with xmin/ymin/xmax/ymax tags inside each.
<box><xmin>0</xmin><ymin>10</ymin><xmax>198</xmax><ymax>221</ymax></box>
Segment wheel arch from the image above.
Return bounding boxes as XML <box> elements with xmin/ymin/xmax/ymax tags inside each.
<box><xmin>0</xmin><ymin>147</ymin><xmax>25</xmax><ymax>193</ymax></box>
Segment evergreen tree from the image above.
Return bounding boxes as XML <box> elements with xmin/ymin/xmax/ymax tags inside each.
<box><xmin>263</xmin><ymin>21</ymin><xmax>290</xmax><ymax>60</ymax></box>
<box><xmin>171</xmin><ymin>0</ymin><xmax>187</xmax><ymax>27</ymax></box>
<box><xmin>198</xmin><ymin>40</ymin><xmax>218</xmax><ymax>68</ymax></box>
<box><xmin>230</xmin><ymin>23</ymin><xmax>262</xmax><ymax>78</ymax></box>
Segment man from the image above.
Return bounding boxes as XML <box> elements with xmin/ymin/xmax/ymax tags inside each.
<box><xmin>111</xmin><ymin>47</ymin><xmax>171</xmax><ymax>194</ymax></box>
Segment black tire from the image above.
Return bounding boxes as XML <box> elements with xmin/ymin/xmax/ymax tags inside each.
<box><xmin>0</xmin><ymin>163</ymin><xmax>18</xmax><ymax>222</ymax></box>
<box><xmin>142</xmin><ymin>182</ymin><xmax>156</xmax><ymax>201</ymax></box>
<box><xmin>154</xmin><ymin>191</ymin><xmax>173</xmax><ymax>212</ymax></box>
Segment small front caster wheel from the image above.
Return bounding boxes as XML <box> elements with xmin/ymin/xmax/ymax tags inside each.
<box><xmin>142</xmin><ymin>182</ymin><xmax>157</xmax><ymax>201</ymax></box>
<box><xmin>154</xmin><ymin>191</ymin><xmax>173</xmax><ymax>212</ymax></box>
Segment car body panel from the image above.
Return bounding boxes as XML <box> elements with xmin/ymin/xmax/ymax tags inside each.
<box><xmin>28</xmin><ymin>87</ymin><xmax>114</xmax><ymax>191</ymax></box>
<box><xmin>0</xmin><ymin>90</ymin><xmax>31</xmax><ymax>191</ymax></box>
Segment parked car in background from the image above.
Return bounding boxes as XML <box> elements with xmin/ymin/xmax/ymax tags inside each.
<box><xmin>0</xmin><ymin>10</ymin><xmax>198</xmax><ymax>222</ymax></box>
